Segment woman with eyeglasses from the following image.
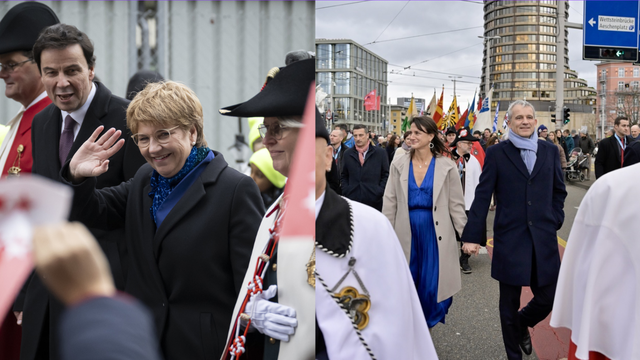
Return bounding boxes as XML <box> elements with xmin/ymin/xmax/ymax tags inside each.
<box><xmin>62</xmin><ymin>81</ymin><xmax>264</xmax><ymax>360</ymax></box>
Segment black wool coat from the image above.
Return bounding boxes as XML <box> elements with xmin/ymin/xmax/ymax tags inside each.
<box><xmin>16</xmin><ymin>82</ymin><xmax>146</xmax><ymax>360</ymax></box>
<box><xmin>340</xmin><ymin>145</ymin><xmax>389</xmax><ymax>211</ymax></box>
<box><xmin>594</xmin><ymin>134</ymin><xmax>633</xmax><ymax>179</ymax></box>
<box><xmin>67</xmin><ymin>154</ymin><xmax>264</xmax><ymax>360</ymax></box>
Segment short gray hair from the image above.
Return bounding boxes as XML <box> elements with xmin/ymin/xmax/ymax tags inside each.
<box><xmin>506</xmin><ymin>100</ymin><xmax>536</xmax><ymax>121</ymax></box>
<box><xmin>277</xmin><ymin>116</ymin><xmax>304</xmax><ymax>129</ymax></box>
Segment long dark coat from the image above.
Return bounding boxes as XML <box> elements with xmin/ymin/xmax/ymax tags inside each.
<box><xmin>594</xmin><ymin>134</ymin><xmax>633</xmax><ymax>178</ymax></box>
<box><xmin>341</xmin><ymin>145</ymin><xmax>389</xmax><ymax>211</ymax></box>
<box><xmin>67</xmin><ymin>155</ymin><xmax>264</xmax><ymax>360</ymax></box>
<box><xmin>461</xmin><ymin>139</ymin><xmax>567</xmax><ymax>286</ymax></box>
<box><xmin>16</xmin><ymin>82</ymin><xmax>146</xmax><ymax>360</ymax></box>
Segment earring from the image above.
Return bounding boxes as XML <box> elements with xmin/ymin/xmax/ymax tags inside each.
<box><xmin>192</xmin><ymin>141</ymin><xmax>196</xmax><ymax>146</ymax></box>
<box><xmin>429</xmin><ymin>142</ymin><xmax>434</xmax><ymax>149</ymax></box>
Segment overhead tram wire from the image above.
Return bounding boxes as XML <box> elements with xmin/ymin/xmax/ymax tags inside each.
<box><xmin>314</xmin><ymin>48</ymin><xmax>481</xmax><ymax>80</ymax></box>
<box><xmin>405</xmin><ymin>42</ymin><xmax>484</xmax><ymax>68</ymax></box>
<box><xmin>316</xmin><ymin>1</ymin><xmax>370</xmax><ymax>10</ymax></box>
<box><xmin>371</xmin><ymin>1</ymin><xmax>411</xmax><ymax>43</ymax></box>
<box><xmin>363</xmin><ymin>26</ymin><xmax>483</xmax><ymax>46</ymax></box>
<box><xmin>390</xmin><ymin>72</ymin><xmax>479</xmax><ymax>85</ymax></box>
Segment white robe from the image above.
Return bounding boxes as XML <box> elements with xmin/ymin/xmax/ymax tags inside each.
<box><xmin>461</xmin><ymin>154</ymin><xmax>482</xmax><ymax>211</ymax></box>
<box><xmin>315</xmin><ymin>194</ymin><xmax>438</xmax><ymax>360</ymax></box>
<box><xmin>221</xmin><ymin>194</ymin><xmax>314</xmax><ymax>360</ymax></box>
<box><xmin>550</xmin><ymin>164</ymin><xmax>640</xmax><ymax>360</ymax></box>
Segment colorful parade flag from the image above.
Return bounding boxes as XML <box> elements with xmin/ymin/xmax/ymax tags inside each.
<box><xmin>502</xmin><ymin>111</ymin><xmax>509</xmax><ymax>129</ymax></box>
<box><xmin>433</xmin><ymin>86</ymin><xmax>445</xmax><ymax>129</ymax></box>
<box><xmin>425</xmin><ymin>90</ymin><xmax>436</xmax><ymax>117</ymax></box>
<box><xmin>456</xmin><ymin>104</ymin><xmax>469</xmax><ymax>130</ymax></box>
<box><xmin>466</xmin><ymin>92</ymin><xmax>477</xmax><ymax>129</ymax></box>
<box><xmin>473</xmin><ymin>87</ymin><xmax>493</xmax><ymax>132</ymax></box>
<box><xmin>443</xmin><ymin>96</ymin><xmax>459</xmax><ymax>130</ymax></box>
<box><xmin>402</xmin><ymin>96</ymin><xmax>417</xmax><ymax>133</ymax></box>
<box><xmin>364</xmin><ymin>89</ymin><xmax>377</xmax><ymax>111</ymax></box>
<box><xmin>492</xmin><ymin>101</ymin><xmax>500</xmax><ymax>133</ymax></box>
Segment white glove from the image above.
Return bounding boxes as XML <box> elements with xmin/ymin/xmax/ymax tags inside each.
<box><xmin>246</xmin><ymin>285</ymin><xmax>298</xmax><ymax>342</ymax></box>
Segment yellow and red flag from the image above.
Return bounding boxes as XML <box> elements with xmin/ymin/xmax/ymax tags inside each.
<box><xmin>433</xmin><ymin>86</ymin><xmax>445</xmax><ymax>129</ymax></box>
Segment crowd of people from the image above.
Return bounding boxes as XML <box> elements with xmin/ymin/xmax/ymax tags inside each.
<box><xmin>0</xmin><ymin>2</ymin><xmax>637</xmax><ymax>360</ymax></box>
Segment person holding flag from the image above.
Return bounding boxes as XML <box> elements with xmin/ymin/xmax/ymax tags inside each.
<box><xmin>218</xmin><ymin>55</ymin><xmax>315</xmax><ymax>360</ymax></box>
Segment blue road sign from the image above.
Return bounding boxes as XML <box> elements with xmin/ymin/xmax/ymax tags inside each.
<box><xmin>584</xmin><ymin>1</ymin><xmax>639</xmax><ymax>61</ymax></box>
<box><xmin>584</xmin><ymin>1</ymin><xmax>638</xmax><ymax>47</ymax></box>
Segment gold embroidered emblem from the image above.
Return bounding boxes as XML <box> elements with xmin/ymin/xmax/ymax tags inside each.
<box><xmin>334</xmin><ymin>286</ymin><xmax>370</xmax><ymax>330</ymax></box>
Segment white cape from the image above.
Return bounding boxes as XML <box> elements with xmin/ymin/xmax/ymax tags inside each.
<box><xmin>316</xmin><ymin>198</ymin><xmax>438</xmax><ymax>360</ymax></box>
<box><xmin>550</xmin><ymin>164</ymin><xmax>640</xmax><ymax>360</ymax></box>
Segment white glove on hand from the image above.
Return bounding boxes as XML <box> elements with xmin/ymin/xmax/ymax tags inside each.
<box><xmin>246</xmin><ymin>285</ymin><xmax>298</xmax><ymax>342</ymax></box>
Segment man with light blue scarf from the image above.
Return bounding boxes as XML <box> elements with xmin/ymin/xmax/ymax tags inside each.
<box><xmin>461</xmin><ymin>100</ymin><xmax>567</xmax><ymax>360</ymax></box>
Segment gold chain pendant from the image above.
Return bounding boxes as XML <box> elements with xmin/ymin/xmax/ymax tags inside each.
<box><xmin>7</xmin><ymin>144</ymin><xmax>23</xmax><ymax>177</ymax></box>
<box><xmin>305</xmin><ymin>249</ymin><xmax>315</xmax><ymax>288</ymax></box>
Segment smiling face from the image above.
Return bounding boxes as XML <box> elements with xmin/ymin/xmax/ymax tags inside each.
<box><xmin>262</xmin><ymin>117</ymin><xmax>300</xmax><ymax>178</ymax></box>
<box><xmin>40</xmin><ymin>44</ymin><xmax>95</xmax><ymax>112</ymax></box>
<box><xmin>408</xmin><ymin>122</ymin><xmax>434</xmax><ymax>151</ymax></box>
<box><xmin>508</xmin><ymin>104</ymin><xmax>537</xmax><ymax>138</ymax></box>
<box><xmin>446</xmin><ymin>133</ymin><xmax>456</xmax><ymax>144</ymax></box>
<box><xmin>0</xmin><ymin>51</ymin><xmax>44</xmax><ymax>107</ymax></box>
<box><xmin>137</xmin><ymin>122</ymin><xmax>196</xmax><ymax>178</ymax></box>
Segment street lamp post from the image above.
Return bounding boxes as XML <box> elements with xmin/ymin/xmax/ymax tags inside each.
<box><xmin>478</xmin><ymin>35</ymin><xmax>501</xmax><ymax>98</ymax></box>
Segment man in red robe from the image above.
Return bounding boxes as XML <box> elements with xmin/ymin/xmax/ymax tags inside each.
<box><xmin>0</xmin><ymin>3</ymin><xmax>59</xmax><ymax>359</ymax></box>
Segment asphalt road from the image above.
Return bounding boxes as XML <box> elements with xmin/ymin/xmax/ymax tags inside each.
<box><xmin>430</xmin><ymin>181</ymin><xmax>588</xmax><ymax>360</ymax></box>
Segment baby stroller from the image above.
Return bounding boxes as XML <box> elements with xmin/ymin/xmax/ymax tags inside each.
<box><xmin>565</xmin><ymin>147</ymin><xmax>588</xmax><ymax>182</ymax></box>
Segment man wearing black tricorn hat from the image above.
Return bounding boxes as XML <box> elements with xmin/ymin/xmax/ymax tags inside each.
<box><xmin>219</xmin><ymin>52</ymin><xmax>314</xmax><ymax>360</ymax></box>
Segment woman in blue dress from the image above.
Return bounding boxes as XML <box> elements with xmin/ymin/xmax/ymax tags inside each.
<box><xmin>383</xmin><ymin>116</ymin><xmax>467</xmax><ymax>328</ymax></box>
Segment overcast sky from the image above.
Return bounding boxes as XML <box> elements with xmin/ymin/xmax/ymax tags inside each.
<box><xmin>316</xmin><ymin>1</ymin><xmax>595</xmax><ymax>110</ymax></box>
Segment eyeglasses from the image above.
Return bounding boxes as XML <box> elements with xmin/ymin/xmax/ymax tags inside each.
<box><xmin>0</xmin><ymin>59</ymin><xmax>33</xmax><ymax>74</ymax></box>
<box><xmin>258</xmin><ymin>123</ymin><xmax>294</xmax><ymax>140</ymax></box>
<box><xmin>131</xmin><ymin>126</ymin><xmax>180</xmax><ymax>148</ymax></box>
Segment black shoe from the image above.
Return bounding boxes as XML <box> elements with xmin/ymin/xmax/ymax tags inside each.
<box><xmin>519</xmin><ymin>326</ymin><xmax>532</xmax><ymax>355</ymax></box>
<box><xmin>459</xmin><ymin>256</ymin><xmax>472</xmax><ymax>274</ymax></box>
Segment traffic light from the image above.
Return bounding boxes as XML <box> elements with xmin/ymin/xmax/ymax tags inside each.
<box><xmin>563</xmin><ymin>107</ymin><xmax>571</xmax><ymax>125</ymax></box>
<box><xmin>551</xmin><ymin>113</ymin><xmax>556</xmax><ymax>123</ymax></box>
<box><xmin>600</xmin><ymin>48</ymin><xmax>627</xmax><ymax>59</ymax></box>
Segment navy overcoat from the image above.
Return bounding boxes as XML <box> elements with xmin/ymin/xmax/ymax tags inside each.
<box><xmin>461</xmin><ymin>139</ymin><xmax>567</xmax><ymax>286</ymax></box>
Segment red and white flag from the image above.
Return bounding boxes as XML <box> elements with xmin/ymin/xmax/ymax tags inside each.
<box><xmin>0</xmin><ymin>175</ymin><xmax>72</xmax><ymax>323</ymax></box>
<box><xmin>364</xmin><ymin>89</ymin><xmax>377</xmax><ymax>111</ymax></box>
<box><xmin>275</xmin><ymin>83</ymin><xmax>316</xmax><ymax>359</ymax></box>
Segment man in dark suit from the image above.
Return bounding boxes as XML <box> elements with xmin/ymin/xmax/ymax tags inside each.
<box><xmin>325</xmin><ymin>129</ymin><xmax>346</xmax><ymax>194</ymax></box>
<box><xmin>14</xmin><ymin>24</ymin><xmax>145</xmax><ymax>360</ymax></box>
<box><xmin>341</xmin><ymin>124</ymin><xmax>389</xmax><ymax>211</ymax></box>
<box><xmin>594</xmin><ymin>116</ymin><xmax>632</xmax><ymax>179</ymax></box>
<box><xmin>462</xmin><ymin>100</ymin><xmax>567</xmax><ymax>360</ymax></box>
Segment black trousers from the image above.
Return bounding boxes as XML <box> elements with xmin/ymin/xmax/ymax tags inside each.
<box><xmin>498</xmin><ymin>258</ymin><xmax>557</xmax><ymax>360</ymax></box>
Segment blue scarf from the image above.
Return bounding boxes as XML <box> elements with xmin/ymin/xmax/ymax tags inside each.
<box><xmin>508</xmin><ymin>130</ymin><xmax>538</xmax><ymax>174</ymax></box>
<box><xmin>149</xmin><ymin>146</ymin><xmax>211</xmax><ymax>224</ymax></box>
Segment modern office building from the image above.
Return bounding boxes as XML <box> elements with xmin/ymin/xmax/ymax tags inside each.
<box><xmin>316</xmin><ymin>39</ymin><xmax>389</xmax><ymax>133</ymax></box>
<box><xmin>396</xmin><ymin>97</ymin><xmax>426</xmax><ymax>113</ymax></box>
<box><xmin>481</xmin><ymin>1</ymin><xmax>596</xmax><ymax>132</ymax></box>
<box><xmin>596</xmin><ymin>62</ymin><xmax>640</xmax><ymax>134</ymax></box>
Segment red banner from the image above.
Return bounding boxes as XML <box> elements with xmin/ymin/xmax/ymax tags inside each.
<box><xmin>364</xmin><ymin>89</ymin><xmax>377</xmax><ymax>111</ymax></box>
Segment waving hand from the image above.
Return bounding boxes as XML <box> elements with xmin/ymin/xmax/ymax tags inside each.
<box><xmin>69</xmin><ymin>126</ymin><xmax>126</xmax><ymax>181</ymax></box>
